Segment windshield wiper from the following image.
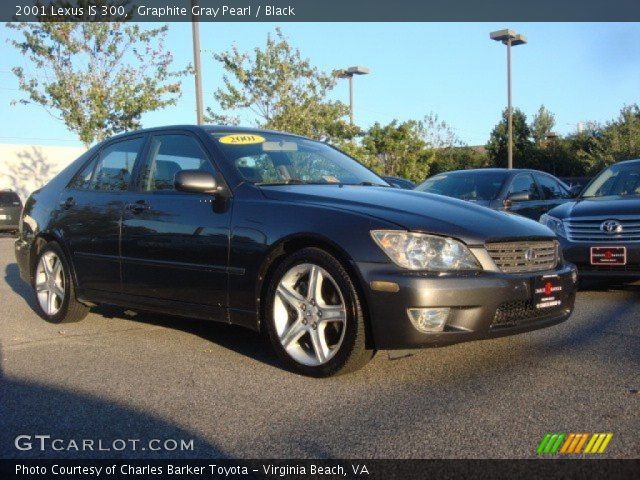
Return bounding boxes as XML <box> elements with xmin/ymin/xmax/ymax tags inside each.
<box><xmin>254</xmin><ymin>179</ymin><xmax>342</xmax><ymax>186</ymax></box>
<box><xmin>348</xmin><ymin>181</ymin><xmax>391</xmax><ymax>187</ymax></box>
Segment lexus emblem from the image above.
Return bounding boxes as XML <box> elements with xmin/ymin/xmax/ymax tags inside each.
<box><xmin>600</xmin><ymin>220</ymin><xmax>623</xmax><ymax>234</ymax></box>
<box><xmin>524</xmin><ymin>248</ymin><xmax>536</xmax><ymax>263</ymax></box>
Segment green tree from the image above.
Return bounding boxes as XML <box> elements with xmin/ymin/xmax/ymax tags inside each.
<box><xmin>208</xmin><ymin>28</ymin><xmax>357</xmax><ymax>142</ymax></box>
<box><xmin>530</xmin><ymin>105</ymin><xmax>556</xmax><ymax>146</ymax></box>
<box><xmin>563</xmin><ymin>105</ymin><xmax>640</xmax><ymax>176</ymax></box>
<box><xmin>7</xmin><ymin>20</ymin><xmax>189</xmax><ymax>147</ymax></box>
<box><xmin>486</xmin><ymin>108</ymin><xmax>535</xmax><ymax>168</ymax></box>
<box><xmin>361</xmin><ymin>120</ymin><xmax>431</xmax><ymax>182</ymax></box>
<box><xmin>421</xmin><ymin>113</ymin><xmax>489</xmax><ymax>175</ymax></box>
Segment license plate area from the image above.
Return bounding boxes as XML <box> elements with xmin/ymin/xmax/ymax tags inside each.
<box><xmin>590</xmin><ymin>246</ymin><xmax>626</xmax><ymax>266</ymax></box>
<box><xmin>533</xmin><ymin>274</ymin><xmax>563</xmax><ymax>310</ymax></box>
<box><xmin>0</xmin><ymin>215</ymin><xmax>8</xmax><ymax>220</ymax></box>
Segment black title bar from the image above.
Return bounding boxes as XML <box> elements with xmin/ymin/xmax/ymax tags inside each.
<box><xmin>3</xmin><ymin>0</ymin><xmax>640</xmax><ymax>22</ymax></box>
<box><xmin>2</xmin><ymin>459</ymin><xmax>639</xmax><ymax>480</ymax></box>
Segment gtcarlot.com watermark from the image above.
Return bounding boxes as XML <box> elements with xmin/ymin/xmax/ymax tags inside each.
<box><xmin>14</xmin><ymin>435</ymin><xmax>194</xmax><ymax>452</ymax></box>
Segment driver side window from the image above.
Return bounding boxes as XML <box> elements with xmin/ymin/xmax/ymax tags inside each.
<box><xmin>508</xmin><ymin>174</ymin><xmax>540</xmax><ymax>200</ymax></box>
<box><xmin>139</xmin><ymin>134</ymin><xmax>216</xmax><ymax>192</ymax></box>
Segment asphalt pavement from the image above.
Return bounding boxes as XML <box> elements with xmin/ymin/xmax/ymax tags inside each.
<box><xmin>0</xmin><ymin>236</ymin><xmax>638</xmax><ymax>459</ymax></box>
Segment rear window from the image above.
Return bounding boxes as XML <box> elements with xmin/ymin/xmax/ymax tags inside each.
<box><xmin>0</xmin><ymin>192</ymin><xmax>21</xmax><ymax>207</ymax></box>
<box><xmin>416</xmin><ymin>171</ymin><xmax>508</xmax><ymax>201</ymax></box>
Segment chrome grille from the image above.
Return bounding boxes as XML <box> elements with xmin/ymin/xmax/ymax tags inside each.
<box><xmin>566</xmin><ymin>217</ymin><xmax>640</xmax><ymax>242</ymax></box>
<box><xmin>486</xmin><ymin>241</ymin><xmax>558</xmax><ymax>273</ymax></box>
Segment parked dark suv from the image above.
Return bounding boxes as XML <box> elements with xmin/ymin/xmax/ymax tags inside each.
<box><xmin>415</xmin><ymin>168</ymin><xmax>575</xmax><ymax>220</ymax></box>
<box><xmin>541</xmin><ymin>159</ymin><xmax>640</xmax><ymax>281</ymax></box>
<box><xmin>15</xmin><ymin>126</ymin><xmax>577</xmax><ymax>376</ymax></box>
<box><xmin>0</xmin><ymin>190</ymin><xmax>22</xmax><ymax>233</ymax></box>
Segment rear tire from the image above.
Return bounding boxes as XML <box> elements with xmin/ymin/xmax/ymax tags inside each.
<box><xmin>33</xmin><ymin>242</ymin><xmax>89</xmax><ymax>323</ymax></box>
<box><xmin>264</xmin><ymin>247</ymin><xmax>375</xmax><ymax>377</ymax></box>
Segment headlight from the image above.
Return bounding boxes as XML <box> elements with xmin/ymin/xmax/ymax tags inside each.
<box><xmin>371</xmin><ymin>230</ymin><xmax>482</xmax><ymax>271</ymax></box>
<box><xmin>539</xmin><ymin>214</ymin><xmax>566</xmax><ymax>238</ymax></box>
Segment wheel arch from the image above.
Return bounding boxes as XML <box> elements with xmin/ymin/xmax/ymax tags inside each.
<box><xmin>30</xmin><ymin>231</ymin><xmax>79</xmax><ymax>289</ymax></box>
<box><xmin>255</xmin><ymin>234</ymin><xmax>374</xmax><ymax>348</ymax></box>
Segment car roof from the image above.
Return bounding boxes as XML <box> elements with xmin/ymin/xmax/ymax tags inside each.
<box><xmin>103</xmin><ymin>125</ymin><xmax>310</xmax><ymax>143</ymax></box>
<box><xmin>434</xmin><ymin>168</ymin><xmax>535</xmax><ymax>175</ymax></box>
<box><xmin>615</xmin><ymin>158</ymin><xmax>640</xmax><ymax>165</ymax></box>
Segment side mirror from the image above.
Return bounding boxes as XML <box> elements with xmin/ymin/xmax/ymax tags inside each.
<box><xmin>174</xmin><ymin>170</ymin><xmax>220</xmax><ymax>194</ymax></box>
<box><xmin>569</xmin><ymin>185</ymin><xmax>582</xmax><ymax>198</ymax></box>
<box><xmin>506</xmin><ymin>191</ymin><xmax>531</xmax><ymax>203</ymax></box>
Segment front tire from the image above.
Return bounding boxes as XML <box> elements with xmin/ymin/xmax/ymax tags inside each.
<box><xmin>264</xmin><ymin>247</ymin><xmax>375</xmax><ymax>377</ymax></box>
<box><xmin>33</xmin><ymin>242</ymin><xmax>89</xmax><ymax>323</ymax></box>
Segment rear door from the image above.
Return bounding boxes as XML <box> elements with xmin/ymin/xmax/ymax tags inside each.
<box><xmin>57</xmin><ymin>136</ymin><xmax>145</xmax><ymax>293</ymax></box>
<box><xmin>534</xmin><ymin>172</ymin><xmax>572</xmax><ymax>215</ymax></box>
<box><xmin>504</xmin><ymin>173</ymin><xmax>545</xmax><ymax>219</ymax></box>
<box><xmin>120</xmin><ymin>131</ymin><xmax>231</xmax><ymax>309</ymax></box>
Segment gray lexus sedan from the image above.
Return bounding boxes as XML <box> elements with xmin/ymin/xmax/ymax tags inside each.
<box><xmin>15</xmin><ymin>126</ymin><xmax>577</xmax><ymax>376</ymax></box>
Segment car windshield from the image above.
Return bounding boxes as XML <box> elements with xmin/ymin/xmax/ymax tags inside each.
<box><xmin>415</xmin><ymin>171</ymin><xmax>508</xmax><ymax>201</ymax></box>
<box><xmin>209</xmin><ymin>131</ymin><xmax>388</xmax><ymax>186</ymax></box>
<box><xmin>581</xmin><ymin>162</ymin><xmax>640</xmax><ymax>198</ymax></box>
<box><xmin>0</xmin><ymin>192</ymin><xmax>21</xmax><ymax>207</ymax></box>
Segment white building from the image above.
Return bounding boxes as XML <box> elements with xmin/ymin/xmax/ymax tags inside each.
<box><xmin>0</xmin><ymin>144</ymin><xmax>86</xmax><ymax>201</ymax></box>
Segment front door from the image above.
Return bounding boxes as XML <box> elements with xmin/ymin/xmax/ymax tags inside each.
<box><xmin>534</xmin><ymin>172</ymin><xmax>573</xmax><ymax>215</ymax></box>
<box><xmin>505</xmin><ymin>173</ymin><xmax>545</xmax><ymax>220</ymax></box>
<box><xmin>120</xmin><ymin>132</ymin><xmax>231</xmax><ymax>308</ymax></box>
<box><xmin>57</xmin><ymin>137</ymin><xmax>145</xmax><ymax>293</ymax></box>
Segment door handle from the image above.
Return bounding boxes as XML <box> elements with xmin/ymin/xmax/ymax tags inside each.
<box><xmin>59</xmin><ymin>197</ymin><xmax>76</xmax><ymax>209</ymax></box>
<box><xmin>126</xmin><ymin>201</ymin><xmax>151</xmax><ymax>213</ymax></box>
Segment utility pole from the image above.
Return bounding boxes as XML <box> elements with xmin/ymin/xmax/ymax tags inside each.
<box><xmin>191</xmin><ymin>0</ymin><xmax>204</xmax><ymax>125</ymax></box>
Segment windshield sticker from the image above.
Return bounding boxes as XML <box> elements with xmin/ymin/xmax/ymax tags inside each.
<box><xmin>218</xmin><ymin>134</ymin><xmax>266</xmax><ymax>145</ymax></box>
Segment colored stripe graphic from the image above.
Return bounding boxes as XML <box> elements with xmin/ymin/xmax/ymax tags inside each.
<box><xmin>537</xmin><ymin>433</ymin><xmax>552</xmax><ymax>454</ymax></box>
<box><xmin>539</xmin><ymin>433</ymin><xmax>613</xmax><ymax>454</ymax></box>
<box><xmin>574</xmin><ymin>433</ymin><xmax>589</xmax><ymax>453</ymax></box>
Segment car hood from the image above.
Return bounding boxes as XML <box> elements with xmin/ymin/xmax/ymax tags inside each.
<box><xmin>548</xmin><ymin>196</ymin><xmax>640</xmax><ymax>219</ymax></box>
<box><xmin>260</xmin><ymin>185</ymin><xmax>555</xmax><ymax>245</ymax></box>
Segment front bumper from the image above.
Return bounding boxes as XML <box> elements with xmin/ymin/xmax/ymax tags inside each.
<box><xmin>14</xmin><ymin>237</ymin><xmax>32</xmax><ymax>284</ymax></box>
<box><xmin>357</xmin><ymin>261</ymin><xmax>577</xmax><ymax>350</ymax></box>
<box><xmin>560</xmin><ymin>237</ymin><xmax>640</xmax><ymax>279</ymax></box>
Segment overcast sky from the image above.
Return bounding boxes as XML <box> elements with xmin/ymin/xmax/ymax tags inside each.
<box><xmin>1</xmin><ymin>22</ymin><xmax>639</xmax><ymax>147</ymax></box>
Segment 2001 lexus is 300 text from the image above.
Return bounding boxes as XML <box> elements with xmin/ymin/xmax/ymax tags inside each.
<box><xmin>15</xmin><ymin>126</ymin><xmax>577</xmax><ymax>376</ymax></box>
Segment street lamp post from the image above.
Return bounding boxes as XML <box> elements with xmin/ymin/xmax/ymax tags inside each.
<box><xmin>335</xmin><ymin>66</ymin><xmax>370</xmax><ymax>125</ymax></box>
<box><xmin>191</xmin><ymin>0</ymin><xmax>204</xmax><ymax>125</ymax></box>
<box><xmin>490</xmin><ymin>29</ymin><xmax>527</xmax><ymax>169</ymax></box>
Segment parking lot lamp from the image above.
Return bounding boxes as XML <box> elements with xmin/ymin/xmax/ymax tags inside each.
<box><xmin>490</xmin><ymin>29</ymin><xmax>527</xmax><ymax>169</ymax></box>
<box><xmin>335</xmin><ymin>66</ymin><xmax>370</xmax><ymax>125</ymax></box>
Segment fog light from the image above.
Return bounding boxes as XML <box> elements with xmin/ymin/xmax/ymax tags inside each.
<box><xmin>407</xmin><ymin>308</ymin><xmax>450</xmax><ymax>333</ymax></box>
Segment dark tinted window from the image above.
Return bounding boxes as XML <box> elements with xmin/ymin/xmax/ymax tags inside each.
<box><xmin>69</xmin><ymin>156</ymin><xmax>98</xmax><ymax>190</ymax></box>
<box><xmin>535</xmin><ymin>174</ymin><xmax>570</xmax><ymax>199</ymax></box>
<box><xmin>139</xmin><ymin>135</ymin><xmax>215</xmax><ymax>191</ymax></box>
<box><xmin>582</xmin><ymin>162</ymin><xmax>640</xmax><ymax>198</ymax></box>
<box><xmin>91</xmin><ymin>138</ymin><xmax>144</xmax><ymax>192</ymax></box>
<box><xmin>0</xmin><ymin>191</ymin><xmax>21</xmax><ymax>206</ymax></box>
<box><xmin>508</xmin><ymin>174</ymin><xmax>541</xmax><ymax>200</ymax></box>
<box><xmin>416</xmin><ymin>171</ymin><xmax>508</xmax><ymax>201</ymax></box>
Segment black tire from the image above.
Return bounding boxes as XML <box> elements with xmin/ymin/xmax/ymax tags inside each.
<box><xmin>264</xmin><ymin>247</ymin><xmax>375</xmax><ymax>377</ymax></box>
<box><xmin>33</xmin><ymin>242</ymin><xmax>89</xmax><ymax>323</ymax></box>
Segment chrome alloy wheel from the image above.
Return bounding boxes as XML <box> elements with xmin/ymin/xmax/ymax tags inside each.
<box><xmin>273</xmin><ymin>263</ymin><xmax>347</xmax><ymax>366</ymax></box>
<box><xmin>35</xmin><ymin>251</ymin><xmax>65</xmax><ymax>316</ymax></box>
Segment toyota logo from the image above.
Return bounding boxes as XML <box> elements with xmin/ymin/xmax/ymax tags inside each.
<box><xmin>600</xmin><ymin>220</ymin><xmax>623</xmax><ymax>234</ymax></box>
<box><xmin>524</xmin><ymin>248</ymin><xmax>536</xmax><ymax>263</ymax></box>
